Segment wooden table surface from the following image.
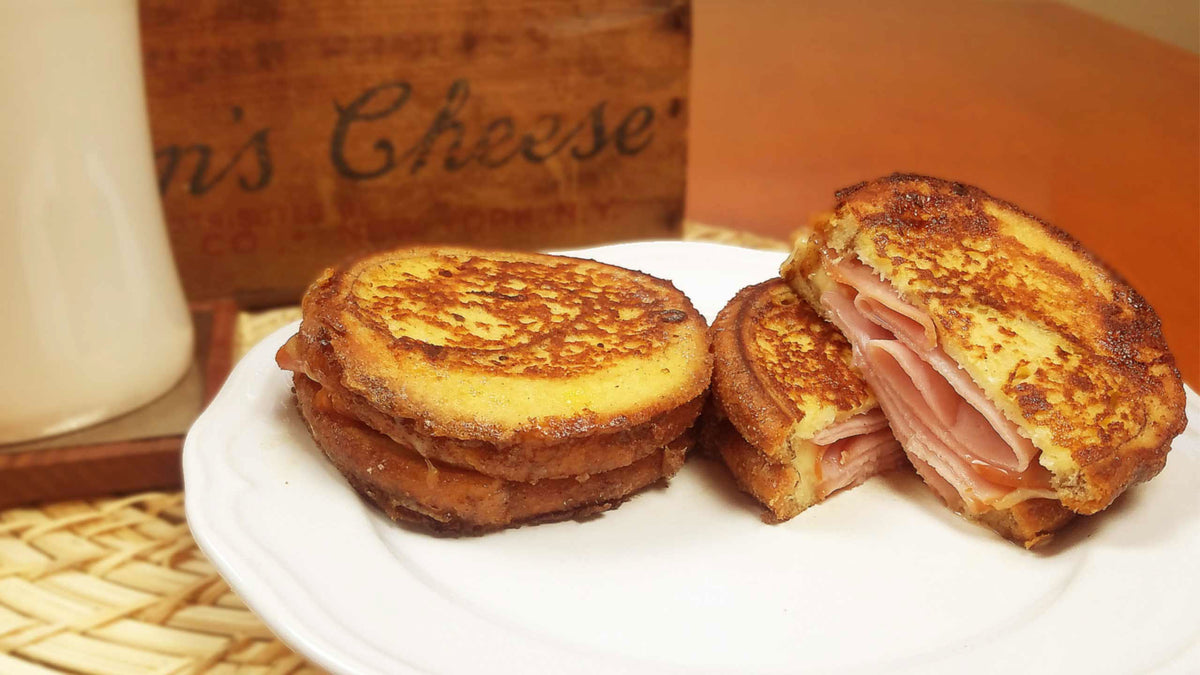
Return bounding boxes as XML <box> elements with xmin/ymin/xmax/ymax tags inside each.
<box><xmin>687</xmin><ymin>0</ymin><xmax>1199</xmax><ymax>385</ymax></box>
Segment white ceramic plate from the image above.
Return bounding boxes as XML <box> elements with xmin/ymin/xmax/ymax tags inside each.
<box><xmin>184</xmin><ymin>241</ymin><xmax>1200</xmax><ymax>675</ymax></box>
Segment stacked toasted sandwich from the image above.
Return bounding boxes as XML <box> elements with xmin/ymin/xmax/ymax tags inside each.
<box><xmin>783</xmin><ymin>174</ymin><xmax>1187</xmax><ymax>546</ymax></box>
<box><xmin>705</xmin><ymin>279</ymin><xmax>906</xmax><ymax>521</ymax></box>
<box><xmin>277</xmin><ymin>246</ymin><xmax>711</xmax><ymax>534</ymax></box>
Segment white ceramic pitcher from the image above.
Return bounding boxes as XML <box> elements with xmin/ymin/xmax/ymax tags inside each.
<box><xmin>0</xmin><ymin>0</ymin><xmax>193</xmax><ymax>444</ymax></box>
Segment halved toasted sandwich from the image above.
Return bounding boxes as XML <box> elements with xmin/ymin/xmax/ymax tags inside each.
<box><xmin>705</xmin><ymin>279</ymin><xmax>905</xmax><ymax>521</ymax></box>
<box><xmin>783</xmin><ymin>174</ymin><xmax>1187</xmax><ymax>546</ymax></box>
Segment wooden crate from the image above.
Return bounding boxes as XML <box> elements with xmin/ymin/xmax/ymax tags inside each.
<box><xmin>140</xmin><ymin>0</ymin><xmax>691</xmax><ymax>306</ymax></box>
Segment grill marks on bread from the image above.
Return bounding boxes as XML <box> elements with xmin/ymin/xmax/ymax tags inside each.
<box><xmin>302</xmin><ymin>246</ymin><xmax>712</xmax><ymax>445</ymax></box>
<box><xmin>742</xmin><ymin>281</ymin><xmax>874</xmax><ymax>422</ymax></box>
<box><xmin>713</xmin><ymin>280</ymin><xmax>878</xmax><ymax>456</ymax></box>
<box><xmin>346</xmin><ymin>253</ymin><xmax>697</xmax><ymax>377</ymax></box>
<box><xmin>801</xmin><ymin>173</ymin><xmax>1186</xmax><ymax>514</ymax></box>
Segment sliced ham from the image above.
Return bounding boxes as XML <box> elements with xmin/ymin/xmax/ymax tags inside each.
<box><xmin>811</xmin><ymin>407</ymin><xmax>890</xmax><ymax>445</ymax></box>
<box><xmin>904</xmin><ymin>452</ymin><xmax>965</xmax><ymax>510</ymax></box>
<box><xmin>854</xmin><ymin>295</ymin><xmax>933</xmax><ymax>353</ymax></box>
<box><xmin>827</xmin><ymin>254</ymin><xmax>937</xmax><ymax>349</ymax></box>
<box><xmin>817</xmin><ymin>253</ymin><xmax>1054</xmax><ymax>512</ymax></box>
<box><xmin>816</xmin><ymin>428</ymin><xmax>904</xmax><ymax>498</ymax></box>
<box><xmin>276</xmin><ymin>335</ymin><xmax>302</xmax><ymax>372</ymax></box>
<box><xmin>867</xmin><ymin>341</ymin><xmax>1027</xmax><ymax>471</ymax></box>
<box><xmin>830</xmin><ymin>256</ymin><xmax>1039</xmax><ymax>471</ymax></box>
<box><xmin>863</xmin><ymin>341</ymin><xmax>1025</xmax><ymax>511</ymax></box>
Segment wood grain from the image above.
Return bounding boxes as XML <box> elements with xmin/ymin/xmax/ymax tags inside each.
<box><xmin>688</xmin><ymin>0</ymin><xmax>1198</xmax><ymax>384</ymax></box>
<box><xmin>140</xmin><ymin>0</ymin><xmax>691</xmax><ymax>307</ymax></box>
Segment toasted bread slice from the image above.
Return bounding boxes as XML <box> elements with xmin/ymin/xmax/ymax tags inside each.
<box><xmin>783</xmin><ymin>174</ymin><xmax>1185</xmax><ymax>544</ymax></box>
<box><xmin>293</xmin><ymin>374</ymin><xmax>691</xmax><ymax>535</ymax></box>
<box><xmin>280</xmin><ymin>334</ymin><xmax>703</xmax><ymax>481</ymax></box>
<box><xmin>299</xmin><ymin>246</ymin><xmax>712</xmax><ymax>450</ymax></box>
<box><xmin>707</xmin><ymin>280</ymin><xmax>904</xmax><ymax>520</ymax></box>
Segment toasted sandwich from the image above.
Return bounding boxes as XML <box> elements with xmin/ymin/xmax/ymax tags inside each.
<box><xmin>705</xmin><ymin>279</ymin><xmax>905</xmax><ymax>521</ymax></box>
<box><xmin>783</xmin><ymin>174</ymin><xmax>1187</xmax><ymax>546</ymax></box>
<box><xmin>292</xmin><ymin>373</ymin><xmax>690</xmax><ymax>533</ymax></box>
<box><xmin>278</xmin><ymin>245</ymin><xmax>711</xmax><ymax>534</ymax></box>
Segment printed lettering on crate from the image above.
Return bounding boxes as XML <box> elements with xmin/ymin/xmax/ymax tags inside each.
<box><xmin>140</xmin><ymin>0</ymin><xmax>690</xmax><ymax>305</ymax></box>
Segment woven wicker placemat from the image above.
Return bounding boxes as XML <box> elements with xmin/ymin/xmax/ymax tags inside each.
<box><xmin>0</xmin><ymin>494</ymin><xmax>325</xmax><ymax>675</ymax></box>
<box><xmin>0</xmin><ymin>225</ymin><xmax>784</xmax><ymax>674</ymax></box>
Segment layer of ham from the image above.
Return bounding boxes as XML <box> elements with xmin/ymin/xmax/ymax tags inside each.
<box><xmin>810</xmin><ymin>409</ymin><xmax>904</xmax><ymax>498</ymax></box>
<box><xmin>277</xmin><ymin>335</ymin><xmax>302</xmax><ymax>372</ymax></box>
<box><xmin>817</xmin><ymin>254</ymin><xmax>1055</xmax><ymax>513</ymax></box>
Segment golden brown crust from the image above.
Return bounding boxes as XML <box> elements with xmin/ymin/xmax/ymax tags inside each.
<box><xmin>789</xmin><ymin>174</ymin><xmax>1187</xmax><ymax>514</ymax></box>
<box><xmin>711</xmin><ymin>279</ymin><xmax>875</xmax><ymax>461</ymax></box>
<box><xmin>977</xmin><ymin>500</ymin><xmax>1077</xmax><ymax>549</ymax></box>
<box><xmin>292</xmin><ymin>373</ymin><xmax>691</xmax><ymax>536</ymax></box>
<box><xmin>286</xmin><ymin>333</ymin><xmax>704</xmax><ymax>482</ymax></box>
<box><xmin>699</xmin><ymin>413</ymin><xmax>803</xmax><ymax>522</ymax></box>
<box><xmin>301</xmin><ymin>245</ymin><xmax>712</xmax><ymax>445</ymax></box>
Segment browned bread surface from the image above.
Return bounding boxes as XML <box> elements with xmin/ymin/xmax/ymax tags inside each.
<box><xmin>292</xmin><ymin>373</ymin><xmax>691</xmax><ymax>536</ymax></box>
<box><xmin>710</xmin><ymin>279</ymin><xmax>876</xmax><ymax>462</ymax></box>
<box><xmin>283</xmin><ymin>333</ymin><xmax>703</xmax><ymax>482</ymax></box>
<box><xmin>300</xmin><ymin>246</ymin><xmax>712</xmax><ymax>447</ymax></box>
<box><xmin>699</xmin><ymin>413</ymin><xmax>804</xmax><ymax>522</ymax></box>
<box><xmin>783</xmin><ymin>174</ymin><xmax>1187</xmax><ymax>514</ymax></box>
<box><xmin>978</xmin><ymin>500</ymin><xmax>1077</xmax><ymax>549</ymax></box>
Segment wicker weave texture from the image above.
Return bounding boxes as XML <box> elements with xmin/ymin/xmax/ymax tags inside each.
<box><xmin>0</xmin><ymin>494</ymin><xmax>325</xmax><ymax>675</ymax></box>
